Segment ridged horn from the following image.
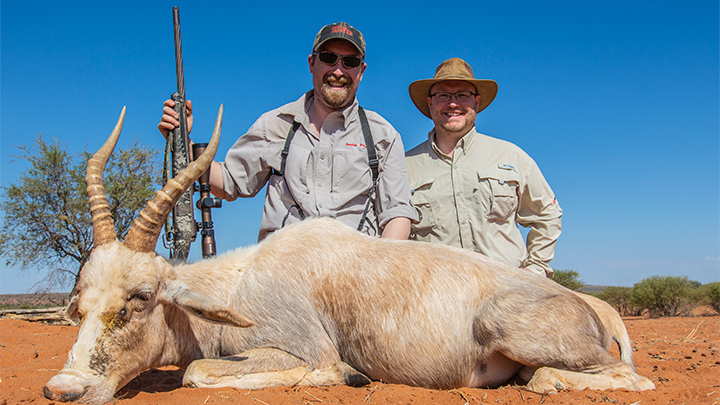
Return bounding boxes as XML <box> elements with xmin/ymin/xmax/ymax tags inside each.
<box><xmin>87</xmin><ymin>106</ymin><xmax>125</xmax><ymax>247</ymax></box>
<box><xmin>124</xmin><ymin>104</ymin><xmax>223</xmax><ymax>253</ymax></box>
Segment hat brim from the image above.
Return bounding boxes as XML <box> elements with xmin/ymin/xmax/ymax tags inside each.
<box><xmin>409</xmin><ymin>78</ymin><xmax>498</xmax><ymax>118</ymax></box>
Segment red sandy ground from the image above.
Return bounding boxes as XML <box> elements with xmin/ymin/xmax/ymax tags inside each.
<box><xmin>1</xmin><ymin>316</ymin><xmax>718</xmax><ymax>405</ymax></box>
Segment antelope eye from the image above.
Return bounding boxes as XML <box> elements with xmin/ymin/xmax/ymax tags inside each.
<box><xmin>119</xmin><ymin>308</ymin><xmax>127</xmax><ymax>317</ymax></box>
<box><xmin>130</xmin><ymin>292</ymin><xmax>151</xmax><ymax>301</ymax></box>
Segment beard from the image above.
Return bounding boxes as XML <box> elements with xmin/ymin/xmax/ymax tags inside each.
<box><xmin>430</xmin><ymin>107</ymin><xmax>477</xmax><ymax>136</ymax></box>
<box><xmin>319</xmin><ymin>75</ymin><xmax>353</xmax><ymax>108</ymax></box>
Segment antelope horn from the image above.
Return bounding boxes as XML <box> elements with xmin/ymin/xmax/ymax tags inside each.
<box><xmin>87</xmin><ymin>106</ymin><xmax>125</xmax><ymax>247</ymax></box>
<box><xmin>124</xmin><ymin>104</ymin><xmax>223</xmax><ymax>253</ymax></box>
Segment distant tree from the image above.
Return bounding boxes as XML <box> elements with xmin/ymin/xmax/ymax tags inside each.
<box><xmin>696</xmin><ymin>282</ymin><xmax>720</xmax><ymax>313</ymax></box>
<box><xmin>629</xmin><ymin>275</ymin><xmax>698</xmax><ymax>317</ymax></box>
<box><xmin>0</xmin><ymin>134</ymin><xmax>159</xmax><ymax>292</ymax></box>
<box><xmin>552</xmin><ymin>269</ymin><xmax>585</xmax><ymax>291</ymax></box>
<box><xmin>596</xmin><ymin>286</ymin><xmax>643</xmax><ymax>316</ymax></box>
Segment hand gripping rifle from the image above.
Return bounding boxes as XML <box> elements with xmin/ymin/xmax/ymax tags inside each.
<box><xmin>162</xmin><ymin>6</ymin><xmax>221</xmax><ymax>260</ymax></box>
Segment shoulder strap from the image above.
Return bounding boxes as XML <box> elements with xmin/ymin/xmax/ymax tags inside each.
<box><xmin>358</xmin><ymin>107</ymin><xmax>378</xmax><ymax>184</ymax></box>
<box><xmin>275</xmin><ymin>120</ymin><xmax>305</xmax><ymax>223</ymax></box>
<box><xmin>356</xmin><ymin>107</ymin><xmax>378</xmax><ymax>233</ymax></box>
<box><xmin>272</xmin><ymin>120</ymin><xmax>301</xmax><ymax>177</ymax></box>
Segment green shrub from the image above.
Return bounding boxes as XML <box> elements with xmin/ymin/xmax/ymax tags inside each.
<box><xmin>553</xmin><ymin>269</ymin><xmax>585</xmax><ymax>291</ymax></box>
<box><xmin>630</xmin><ymin>275</ymin><xmax>697</xmax><ymax>317</ymax></box>
<box><xmin>596</xmin><ymin>286</ymin><xmax>643</xmax><ymax>317</ymax></box>
<box><xmin>696</xmin><ymin>282</ymin><xmax>720</xmax><ymax>313</ymax></box>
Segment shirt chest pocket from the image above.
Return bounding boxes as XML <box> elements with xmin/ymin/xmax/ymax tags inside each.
<box><xmin>331</xmin><ymin>149</ymin><xmax>371</xmax><ymax>196</ymax></box>
<box><xmin>477</xmin><ymin>171</ymin><xmax>520</xmax><ymax>223</ymax></box>
<box><xmin>410</xmin><ymin>178</ymin><xmax>438</xmax><ymax>232</ymax></box>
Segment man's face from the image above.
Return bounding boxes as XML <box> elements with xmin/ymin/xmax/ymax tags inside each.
<box><xmin>309</xmin><ymin>39</ymin><xmax>366</xmax><ymax>110</ymax></box>
<box><xmin>427</xmin><ymin>80</ymin><xmax>481</xmax><ymax>137</ymax></box>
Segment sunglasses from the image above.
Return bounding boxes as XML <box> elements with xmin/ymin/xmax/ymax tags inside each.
<box><xmin>314</xmin><ymin>51</ymin><xmax>364</xmax><ymax>69</ymax></box>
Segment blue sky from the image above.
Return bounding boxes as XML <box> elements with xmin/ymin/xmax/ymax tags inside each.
<box><xmin>1</xmin><ymin>1</ymin><xmax>718</xmax><ymax>293</ymax></box>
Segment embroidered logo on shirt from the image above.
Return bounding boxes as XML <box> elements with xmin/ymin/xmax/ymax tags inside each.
<box><xmin>346</xmin><ymin>142</ymin><xmax>367</xmax><ymax>149</ymax></box>
<box><xmin>498</xmin><ymin>163</ymin><xmax>517</xmax><ymax>171</ymax></box>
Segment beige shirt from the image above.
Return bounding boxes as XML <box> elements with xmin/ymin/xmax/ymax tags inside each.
<box><xmin>405</xmin><ymin>127</ymin><xmax>562</xmax><ymax>277</ymax></box>
<box><xmin>221</xmin><ymin>91</ymin><xmax>416</xmax><ymax>241</ymax></box>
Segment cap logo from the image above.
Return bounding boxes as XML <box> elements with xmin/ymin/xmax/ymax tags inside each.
<box><xmin>331</xmin><ymin>26</ymin><xmax>353</xmax><ymax>36</ymax></box>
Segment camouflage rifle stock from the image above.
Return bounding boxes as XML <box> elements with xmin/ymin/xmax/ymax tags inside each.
<box><xmin>163</xmin><ymin>6</ymin><xmax>195</xmax><ymax>261</ymax></box>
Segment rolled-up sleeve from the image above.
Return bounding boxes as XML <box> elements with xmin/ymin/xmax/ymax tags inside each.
<box><xmin>516</xmin><ymin>158</ymin><xmax>563</xmax><ymax>277</ymax></box>
<box><xmin>221</xmin><ymin>116</ymin><xmax>274</xmax><ymax>201</ymax></box>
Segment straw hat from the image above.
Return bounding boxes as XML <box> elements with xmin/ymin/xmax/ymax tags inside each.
<box><xmin>408</xmin><ymin>58</ymin><xmax>498</xmax><ymax>118</ymax></box>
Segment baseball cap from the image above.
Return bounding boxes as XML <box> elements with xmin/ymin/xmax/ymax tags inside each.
<box><xmin>312</xmin><ymin>22</ymin><xmax>365</xmax><ymax>57</ymax></box>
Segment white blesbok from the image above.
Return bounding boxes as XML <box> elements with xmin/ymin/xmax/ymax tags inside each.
<box><xmin>43</xmin><ymin>106</ymin><xmax>654</xmax><ymax>404</ymax></box>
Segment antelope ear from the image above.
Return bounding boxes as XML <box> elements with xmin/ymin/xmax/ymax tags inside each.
<box><xmin>161</xmin><ymin>280</ymin><xmax>254</xmax><ymax>328</ymax></box>
<box><xmin>64</xmin><ymin>292</ymin><xmax>80</xmax><ymax>324</ymax></box>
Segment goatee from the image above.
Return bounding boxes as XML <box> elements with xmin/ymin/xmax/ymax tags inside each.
<box><xmin>320</xmin><ymin>76</ymin><xmax>352</xmax><ymax>108</ymax></box>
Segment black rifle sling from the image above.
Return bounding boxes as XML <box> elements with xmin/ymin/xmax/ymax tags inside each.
<box><xmin>355</xmin><ymin>106</ymin><xmax>378</xmax><ymax>232</ymax></box>
<box><xmin>275</xmin><ymin>121</ymin><xmax>305</xmax><ymax>224</ymax></box>
<box><xmin>278</xmin><ymin>121</ymin><xmax>301</xmax><ymax>177</ymax></box>
<box><xmin>273</xmin><ymin>107</ymin><xmax>378</xmax><ymax>232</ymax></box>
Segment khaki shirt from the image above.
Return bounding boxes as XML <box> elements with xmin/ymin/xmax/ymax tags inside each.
<box><xmin>221</xmin><ymin>91</ymin><xmax>416</xmax><ymax>241</ymax></box>
<box><xmin>405</xmin><ymin>127</ymin><xmax>562</xmax><ymax>277</ymax></box>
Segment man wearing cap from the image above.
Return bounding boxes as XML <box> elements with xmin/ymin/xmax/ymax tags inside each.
<box><xmin>159</xmin><ymin>22</ymin><xmax>415</xmax><ymax>241</ymax></box>
<box><xmin>405</xmin><ymin>58</ymin><xmax>562</xmax><ymax>277</ymax></box>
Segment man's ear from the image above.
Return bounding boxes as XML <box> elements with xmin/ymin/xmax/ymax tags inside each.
<box><xmin>308</xmin><ymin>54</ymin><xmax>315</xmax><ymax>73</ymax></box>
<box><xmin>357</xmin><ymin>62</ymin><xmax>367</xmax><ymax>82</ymax></box>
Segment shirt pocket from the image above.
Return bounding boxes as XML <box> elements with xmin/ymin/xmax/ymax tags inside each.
<box><xmin>410</xmin><ymin>178</ymin><xmax>438</xmax><ymax>232</ymax></box>
<box><xmin>331</xmin><ymin>149</ymin><xmax>371</xmax><ymax>198</ymax></box>
<box><xmin>478</xmin><ymin>171</ymin><xmax>520</xmax><ymax>223</ymax></box>
<box><xmin>283</xmin><ymin>144</ymin><xmax>312</xmax><ymax>204</ymax></box>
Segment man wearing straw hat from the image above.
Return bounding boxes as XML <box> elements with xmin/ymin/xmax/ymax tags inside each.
<box><xmin>405</xmin><ymin>58</ymin><xmax>562</xmax><ymax>278</ymax></box>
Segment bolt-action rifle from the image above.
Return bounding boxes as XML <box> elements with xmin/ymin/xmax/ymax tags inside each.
<box><xmin>162</xmin><ymin>6</ymin><xmax>221</xmax><ymax>260</ymax></box>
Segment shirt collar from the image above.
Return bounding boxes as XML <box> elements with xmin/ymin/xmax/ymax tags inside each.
<box><xmin>277</xmin><ymin>90</ymin><xmax>312</xmax><ymax>127</ymax></box>
<box><xmin>460</xmin><ymin>126</ymin><xmax>478</xmax><ymax>153</ymax></box>
<box><xmin>279</xmin><ymin>90</ymin><xmax>360</xmax><ymax>134</ymax></box>
<box><xmin>338</xmin><ymin>95</ymin><xmax>360</xmax><ymax>126</ymax></box>
<box><xmin>428</xmin><ymin>126</ymin><xmax>478</xmax><ymax>159</ymax></box>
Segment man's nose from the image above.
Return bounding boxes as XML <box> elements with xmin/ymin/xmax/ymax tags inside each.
<box><xmin>329</xmin><ymin>66</ymin><xmax>345</xmax><ymax>77</ymax></box>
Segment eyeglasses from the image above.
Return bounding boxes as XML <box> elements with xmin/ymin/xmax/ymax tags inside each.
<box><xmin>314</xmin><ymin>51</ymin><xmax>364</xmax><ymax>69</ymax></box>
<box><xmin>430</xmin><ymin>91</ymin><xmax>478</xmax><ymax>103</ymax></box>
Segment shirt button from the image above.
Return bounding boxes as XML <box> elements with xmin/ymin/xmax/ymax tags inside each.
<box><xmin>457</xmin><ymin>191</ymin><xmax>461</xmax><ymax>196</ymax></box>
<box><xmin>317</xmin><ymin>183</ymin><xmax>322</xmax><ymax>188</ymax></box>
<box><xmin>319</xmin><ymin>203</ymin><xmax>323</xmax><ymax>208</ymax></box>
<box><xmin>461</xmin><ymin>220</ymin><xmax>466</xmax><ymax>224</ymax></box>
<box><xmin>320</xmin><ymin>154</ymin><xmax>326</xmax><ymax>160</ymax></box>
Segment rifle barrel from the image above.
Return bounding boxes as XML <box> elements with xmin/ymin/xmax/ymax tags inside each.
<box><xmin>173</xmin><ymin>6</ymin><xmax>185</xmax><ymax>98</ymax></box>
